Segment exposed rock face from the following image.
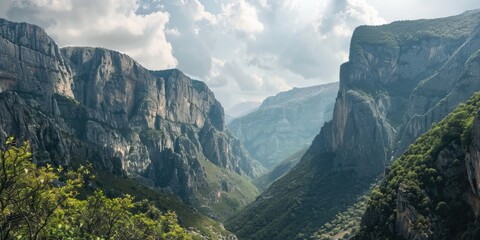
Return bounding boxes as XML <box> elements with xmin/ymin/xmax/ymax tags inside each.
<box><xmin>0</xmin><ymin>19</ymin><xmax>74</xmax><ymax>102</ymax></box>
<box><xmin>314</xmin><ymin>10</ymin><xmax>480</xmax><ymax>177</ymax></box>
<box><xmin>466</xmin><ymin>109</ymin><xmax>480</xmax><ymax>198</ymax></box>
<box><xmin>228</xmin><ymin>10</ymin><xmax>480</xmax><ymax>239</ymax></box>
<box><xmin>395</xmin><ymin>186</ymin><xmax>428</xmax><ymax>240</ymax></box>
<box><xmin>228</xmin><ymin>83</ymin><xmax>338</xmax><ymax>169</ymax></box>
<box><xmin>0</xmin><ymin>18</ymin><xmax>263</xmax><ymax>218</ymax></box>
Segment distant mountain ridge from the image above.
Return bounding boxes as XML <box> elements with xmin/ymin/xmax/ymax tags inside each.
<box><xmin>228</xmin><ymin>82</ymin><xmax>338</xmax><ymax>169</ymax></box>
<box><xmin>227</xmin><ymin>9</ymin><xmax>480</xmax><ymax>239</ymax></box>
<box><xmin>226</xmin><ymin>101</ymin><xmax>261</xmax><ymax>118</ymax></box>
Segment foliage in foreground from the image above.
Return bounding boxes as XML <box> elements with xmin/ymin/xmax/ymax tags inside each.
<box><xmin>0</xmin><ymin>137</ymin><xmax>194</xmax><ymax>240</ymax></box>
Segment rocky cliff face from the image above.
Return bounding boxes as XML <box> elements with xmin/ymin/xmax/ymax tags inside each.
<box><xmin>228</xmin><ymin>83</ymin><xmax>338</xmax><ymax>169</ymax></box>
<box><xmin>0</xmin><ymin>18</ymin><xmax>263</xmax><ymax>220</ymax></box>
<box><xmin>227</xmin><ymin>10</ymin><xmax>480</xmax><ymax>239</ymax></box>
<box><xmin>314</xmin><ymin>10</ymin><xmax>480</xmax><ymax>177</ymax></box>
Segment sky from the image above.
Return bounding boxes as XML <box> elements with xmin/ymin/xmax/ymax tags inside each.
<box><xmin>1</xmin><ymin>0</ymin><xmax>480</xmax><ymax>109</ymax></box>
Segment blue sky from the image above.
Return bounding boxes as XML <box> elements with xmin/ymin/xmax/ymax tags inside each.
<box><xmin>1</xmin><ymin>0</ymin><xmax>480</xmax><ymax>108</ymax></box>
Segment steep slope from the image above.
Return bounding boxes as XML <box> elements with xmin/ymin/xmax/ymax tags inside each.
<box><xmin>227</xmin><ymin>10</ymin><xmax>480</xmax><ymax>239</ymax></box>
<box><xmin>356</xmin><ymin>92</ymin><xmax>480</xmax><ymax>240</ymax></box>
<box><xmin>253</xmin><ymin>147</ymin><xmax>308</xmax><ymax>192</ymax></box>
<box><xmin>0</xmin><ymin>17</ymin><xmax>263</xmax><ymax>222</ymax></box>
<box><xmin>228</xmin><ymin>83</ymin><xmax>338</xmax><ymax>169</ymax></box>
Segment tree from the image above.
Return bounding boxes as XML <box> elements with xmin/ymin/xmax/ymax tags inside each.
<box><xmin>0</xmin><ymin>137</ymin><xmax>194</xmax><ymax>239</ymax></box>
<box><xmin>0</xmin><ymin>137</ymin><xmax>82</xmax><ymax>239</ymax></box>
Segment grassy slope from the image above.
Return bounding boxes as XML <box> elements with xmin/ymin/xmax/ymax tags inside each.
<box><xmin>193</xmin><ymin>157</ymin><xmax>260</xmax><ymax>221</ymax></box>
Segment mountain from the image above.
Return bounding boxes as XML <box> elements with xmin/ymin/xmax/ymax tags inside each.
<box><xmin>0</xmin><ymin>17</ymin><xmax>264</xmax><ymax>225</ymax></box>
<box><xmin>355</xmin><ymin>92</ymin><xmax>480</xmax><ymax>239</ymax></box>
<box><xmin>228</xmin><ymin>83</ymin><xmax>338</xmax><ymax>169</ymax></box>
<box><xmin>227</xmin><ymin>10</ymin><xmax>480</xmax><ymax>239</ymax></box>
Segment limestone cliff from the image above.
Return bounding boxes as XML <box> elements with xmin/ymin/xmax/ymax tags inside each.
<box><xmin>314</xmin><ymin>9</ymin><xmax>480</xmax><ymax>176</ymax></box>
<box><xmin>228</xmin><ymin>83</ymin><xmax>338</xmax><ymax>169</ymax></box>
<box><xmin>0</xmin><ymin>18</ymin><xmax>262</xmax><ymax>220</ymax></box>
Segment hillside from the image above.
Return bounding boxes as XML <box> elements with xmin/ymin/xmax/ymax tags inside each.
<box><xmin>355</xmin><ymin>92</ymin><xmax>480</xmax><ymax>239</ymax></box>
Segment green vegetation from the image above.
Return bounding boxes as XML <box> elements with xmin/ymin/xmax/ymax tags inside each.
<box><xmin>140</xmin><ymin>129</ymin><xmax>164</xmax><ymax>139</ymax></box>
<box><xmin>312</xmin><ymin>184</ymin><xmax>377</xmax><ymax>240</ymax></box>
<box><xmin>356</xmin><ymin>92</ymin><xmax>480</xmax><ymax>239</ymax></box>
<box><xmin>0</xmin><ymin>137</ymin><xmax>194</xmax><ymax>239</ymax></box>
<box><xmin>54</xmin><ymin>93</ymin><xmax>81</xmax><ymax>106</ymax></box>
<box><xmin>92</xmin><ymin>171</ymin><xmax>233</xmax><ymax>239</ymax></box>
<box><xmin>193</xmin><ymin>157</ymin><xmax>259</xmax><ymax>221</ymax></box>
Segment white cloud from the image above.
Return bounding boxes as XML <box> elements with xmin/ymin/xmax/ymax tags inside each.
<box><xmin>4</xmin><ymin>0</ymin><xmax>177</xmax><ymax>70</ymax></box>
<box><xmin>243</xmin><ymin>0</ymin><xmax>385</xmax><ymax>82</ymax></box>
<box><xmin>183</xmin><ymin>0</ymin><xmax>217</xmax><ymax>23</ymax></box>
<box><xmin>221</xmin><ymin>0</ymin><xmax>264</xmax><ymax>37</ymax></box>
<box><xmin>258</xmin><ymin>0</ymin><xmax>269</xmax><ymax>8</ymax></box>
<box><xmin>224</xmin><ymin>61</ymin><xmax>263</xmax><ymax>91</ymax></box>
<box><xmin>346</xmin><ymin>0</ymin><xmax>385</xmax><ymax>24</ymax></box>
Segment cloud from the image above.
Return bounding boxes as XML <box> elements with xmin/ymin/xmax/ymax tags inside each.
<box><xmin>157</xmin><ymin>0</ymin><xmax>219</xmax><ymax>78</ymax></box>
<box><xmin>206</xmin><ymin>58</ymin><xmax>229</xmax><ymax>88</ymax></box>
<box><xmin>245</xmin><ymin>0</ymin><xmax>385</xmax><ymax>81</ymax></box>
<box><xmin>223</xmin><ymin>61</ymin><xmax>263</xmax><ymax>91</ymax></box>
<box><xmin>3</xmin><ymin>0</ymin><xmax>177</xmax><ymax>70</ymax></box>
<box><xmin>221</xmin><ymin>0</ymin><xmax>264</xmax><ymax>37</ymax></box>
<box><xmin>263</xmin><ymin>76</ymin><xmax>292</xmax><ymax>93</ymax></box>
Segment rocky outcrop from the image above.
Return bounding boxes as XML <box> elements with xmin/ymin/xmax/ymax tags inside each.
<box><xmin>228</xmin><ymin>83</ymin><xmax>338</xmax><ymax>169</ymax></box>
<box><xmin>0</xmin><ymin>18</ymin><xmax>263</xmax><ymax>218</ymax></box>
<box><xmin>313</xmin><ymin>10</ymin><xmax>480</xmax><ymax>177</ymax></box>
<box><xmin>466</xmin><ymin>109</ymin><xmax>480</xmax><ymax>198</ymax></box>
<box><xmin>395</xmin><ymin>186</ymin><xmax>429</xmax><ymax>240</ymax></box>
